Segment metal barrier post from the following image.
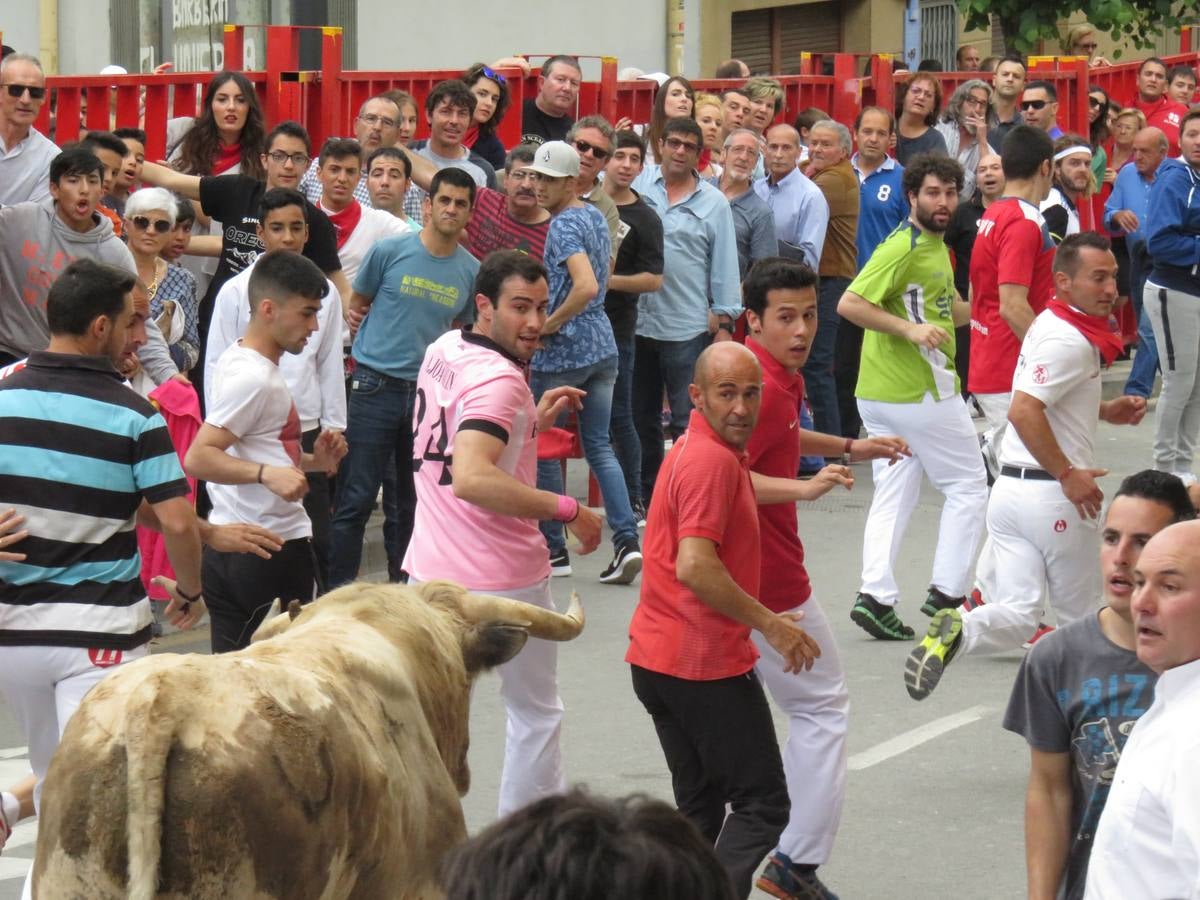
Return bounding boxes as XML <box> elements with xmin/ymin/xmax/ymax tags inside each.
<box><xmin>265</xmin><ymin>26</ymin><xmax>302</xmax><ymax>126</ymax></box>
<box><xmin>598</xmin><ymin>56</ymin><xmax>618</xmax><ymax>126</ymax></box>
<box><xmin>832</xmin><ymin>53</ymin><xmax>859</xmax><ymax>127</ymax></box>
<box><xmin>314</xmin><ymin>26</ymin><xmax>344</xmax><ymax>150</ymax></box>
<box><xmin>223</xmin><ymin>24</ymin><xmax>245</xmax><ymax>72</ymax></box>
<box><xmin>870</xmin><ymin>53</ymin><xmax>894</xmax><ymax>115</ymax></box>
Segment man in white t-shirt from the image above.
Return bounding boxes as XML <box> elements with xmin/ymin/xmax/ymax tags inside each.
<box><xmin>907</xmin><ymin>234</ymin><xmax>1147</xmax><ymax>700</ymax></box>
<box><xmin>205</xmin><ymin>187</ymin><xmax>348</xmax><ymax>591</ymax></box>
<box><xmin>185</xmin><ymin>250</ymin><xmax>348</xmax><ymax>652</ymax></box>
<box><xmin>404</xmin><ymin>250</ymin><xmax>601</xmax><ymax>816</ymax></box>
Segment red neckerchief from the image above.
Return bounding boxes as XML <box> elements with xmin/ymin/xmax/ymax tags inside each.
<box><xmin>1048</xmin><ymin>299</ymin><xmax>1124</xmax><ymax>366</ymax></box>
<box><xmin>463</xmin><ymin>125</ymin><xmax>480</xmax><ymax>149</ymax></box>
<box><xmin>211</xmin><ymin>142</ymin><xmax>242</xmax><ymax>174</ymax></box>
<box><xmin>699</xmin><ymin>148</ymin><xmax>712</xmax><ymax>172</ymax></box>
<box><xmin>323</xmin><ymin>198</ymin><xmax>363</xmax><ymax>249</ymax></box>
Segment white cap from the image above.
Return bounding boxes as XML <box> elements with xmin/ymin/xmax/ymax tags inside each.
<box><xmin>640</xmin><ymin>71</ymin><xmax>670</xmax><ymax>86</ymax></box>
<box><xmin>525</xmin><ymin>141</ymin><xmax>580</xmax><ymax>178</ymax></box>
<box><xmin>99</xmin><ymin>64</ymin><xmax>128</xmax><ymax>76</ymax></box>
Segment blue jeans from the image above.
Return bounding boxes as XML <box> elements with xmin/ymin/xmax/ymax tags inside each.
<box><xmin>803</xmin><ymin>276</ymin><xmax>848</xmax><ymax>438</ymax></box>
<box><xmin>532</xmin><ymin>358</ymin><xmax>639</xmax><ymax>554</ymax></box>
<box><xmin>609</xmin><ymin>332</ymin><xmax>642</xmax><ymax>503</ymax></box>
<box><xmin>328</xmin><ymin>364</ymin><xmax>416</xmax><ymax>587</ymax></box>
<box><xmin>632</xmin><ymin>332</ymin><xmax>711</xmax><ymax>499</ymax></box>
<box><xmin>1124</xmin><ymin>240</ymin><xmax>1159</xmax><ymax>398</ymax></box>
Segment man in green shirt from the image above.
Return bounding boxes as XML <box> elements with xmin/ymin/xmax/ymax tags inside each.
<box><xmin>837</xmin><ymin>153</ymin><xmax>990</xmax><ymax>640</ymax></box>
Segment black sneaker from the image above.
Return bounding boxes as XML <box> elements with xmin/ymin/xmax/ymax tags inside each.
<box><xmin>756</xmin><ymin>852</ymin><xmax>840</xmax><ymax>899</ymax></box>
<box><xmin>549</xmin><ymin>550</ymin><xmax>572</xmax><ymax>577</ymax></box>
<box><xmin>631</xmin><ymin>497</ymin><xmax>648</xmax><ymax>529</ymax></box>
<box><xmin>920</xmin><ymin>585</ymin><xmax>966</xmax><ymax>617</ymax></box>
<box><xmin>599</xmin><ymin>542</ymin><xmax>643</xmax><ymax>584</ymax></box>
<box><xmin>850</xmin><ymin>592</ymin><xmax>915</xmax><ymax>640</ymax></box>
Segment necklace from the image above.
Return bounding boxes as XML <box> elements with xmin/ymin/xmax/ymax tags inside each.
<box><xmin>143</xmin><ymin>258</ymin><xmax>165</xmax><ymax>302</ymax></box>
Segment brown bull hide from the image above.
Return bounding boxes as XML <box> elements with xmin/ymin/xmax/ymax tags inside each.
<box><xmin>32</xmin><ymin>580</ymin><xmax>583</xmax><ymax>900</ymax></box>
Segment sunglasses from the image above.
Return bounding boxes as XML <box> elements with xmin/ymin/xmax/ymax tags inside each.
<box><xmin>130</xmin><ymin>216</ymin><xmax>172</xmax><ymax>234</ymax></box>
<box><xmin>480</xmin><ymin>66</ymin><xmax>507</xmax><ymax>86</ymax></box>
<box><xmin>1089</xmin><ymin>96</ymin><xmax>1104</xmax><ymax>107</ymax></box>
<box><xmin>3</xmin><ymin>83</ymin><xmax>46</xmax><ymax>100</ymax></box>
<box><xmin>574</xmin><ymin>139</ymin><xmax>611</xmax><ymax>160</ymax></box>
<box><xmin>1021</xmin><ymin>99</ymin><xmax>1048</xmax><ymax>111</ymax></box>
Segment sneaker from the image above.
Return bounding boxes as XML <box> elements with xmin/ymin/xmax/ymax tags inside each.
<box><xmin>905</xmin><ymin>608</ymin><xmax>963</xmax><ymax>700</ymax></box>
<box><xmin>631</xmin><ymin>497</ymin><xmax>648</xmax><ymax>529</ymax></box>
<box><xmin>850</xmin><ymin>593</ymin><xmax>915</xmax><ymax>640</ymax></box>
<box><xmin>756</xmin><ymin>852</ymin><xmax>840</xmax><ymax>900</ymax></box>
<box><xmin>1022</xmin><ymin>623</ymin><xmax>1056</xmax><ymax>649</ymax></box>
<box><xmin>549</xmin><ymin>550</ymin><xmax>572</xmax><ymax>577</ymax></box>
<box><xmin>961</xmin><ymin>587</ymin><xmax>986</xmax><ymax>612</ymax></box>
<box><xmin>599</xmin><ymin>542</ymin><xmax>643</xmax><ymax>585</ymax></box>
<box><xmin>920</xmin><ymin>585</ymin><xmax>966</xmax><ymax>617</ymax></box>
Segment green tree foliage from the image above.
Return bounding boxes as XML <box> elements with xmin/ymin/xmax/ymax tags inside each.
<box><xmin>957</xmin><ymin>0</ymin><xmax>1194</xmax><ymax>57</ymax></box>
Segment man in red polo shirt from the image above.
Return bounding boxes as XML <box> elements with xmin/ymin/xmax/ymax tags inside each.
<box><xmin>1133</xmin><ymin>57</ymin><xmax>1188</xmax><ymax>156</ymax></box>
<box><xmin>627</xmin><ymin>340</ymin><xmax>820</xmax><ymax>900</ymax></box>
<box><xmin>737</xmin><ymin>257</ymin><xmax>908</xmax><ymax>900</ymax></box>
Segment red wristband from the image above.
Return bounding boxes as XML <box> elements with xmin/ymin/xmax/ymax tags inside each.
<box><xmin>554</xmin><ymin>494</ymin><xmax>580</xmax><ymax>523</ymax></box>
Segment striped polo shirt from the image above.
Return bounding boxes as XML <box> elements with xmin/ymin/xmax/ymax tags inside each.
<box><xmin>0</xmin><ymin>351</ymin><xmax>188</xmax><ymax>650</ymax></box>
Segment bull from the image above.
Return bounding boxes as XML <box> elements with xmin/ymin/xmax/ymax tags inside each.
<box><xmin>31</xmin><ymin>579</ymin><xmax>584</xmax><ymax>899</ymax></box>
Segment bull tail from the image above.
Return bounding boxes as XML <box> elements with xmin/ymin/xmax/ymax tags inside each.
<box><xmin>124</xmin><ymin>668</ymin><xmax>178</xmax><ymax>900</ymax></box>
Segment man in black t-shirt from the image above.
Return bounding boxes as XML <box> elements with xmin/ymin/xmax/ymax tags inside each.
<box><xmin>602</xmin><ymin>130</ymin><xmax>664</xmax><ymax>524</ymax></box>
<box><xmin>520</xmin><ymin>56</ymin><xmax>581</xmax><ymax>146</ymax></box>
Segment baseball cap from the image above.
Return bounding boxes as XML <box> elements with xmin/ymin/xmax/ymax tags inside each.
<box><xmin>525</xmin><ymin>141</ymin><xmax>580</xmax><ymax>178</ymax></box>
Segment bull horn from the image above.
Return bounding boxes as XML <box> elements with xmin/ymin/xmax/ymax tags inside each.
<box><xmin>466</xmin><ymin>590</ymin><xmax>585</xmax><ymax>641</ymax></box>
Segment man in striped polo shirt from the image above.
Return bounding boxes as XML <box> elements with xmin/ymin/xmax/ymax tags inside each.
<box><xmin>0</xmin><ymin>258</ymin><xmax>205</xmax><ymax>826</ymax></box>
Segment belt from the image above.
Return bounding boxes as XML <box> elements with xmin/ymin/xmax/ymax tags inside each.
<box><xmin>1000</xmin><ymin>465</ymin><xmax>1056</xmax><ymax>481</ymax></box>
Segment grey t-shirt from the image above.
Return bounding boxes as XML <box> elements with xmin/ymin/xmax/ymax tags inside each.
<box><xmin>1003</xmin><ymin>611</ymin><xmax>1157</xmax><ymax>900</ymax></box>
<box><xmin>895</xmin><ymin>127</ymin><xmax>948</xmax><ymax>167</ymax></box>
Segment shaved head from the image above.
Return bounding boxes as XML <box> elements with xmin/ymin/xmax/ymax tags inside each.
<box><xmin>765</xmin><ymin>124</ymin><xmax>800</xmax><ymax>147</ymax></box>
<box><xmin>1132</xmin><ymin>520</ymin><xmax>1200</xmax><ymax>672</ymax></box>
<box><xmin>689</xmin><ymin>342</ymin><xmax>762</xmax><ymax>448</ymax></box>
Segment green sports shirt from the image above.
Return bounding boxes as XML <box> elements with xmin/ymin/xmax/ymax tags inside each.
<box><xmin>848</xmin><ymin>220</ymin><xmax>960</xmax><ymax>403</ymax></box>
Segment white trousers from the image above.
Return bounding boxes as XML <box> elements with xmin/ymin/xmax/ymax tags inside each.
<box><xmin>751</xmin><ymin>596</ymin><xmax>849</xmax><ymax>866</ymax></box>
<box><xmin>960</xmin><ymin>477</ymin><xmax>1100</xmax><ymax>655</ymax></box>
<box><xmin>858</xmin><ymin>394</ymin><xmax>989</xmax><ymax>606</ymax></box>
<box><xmin>492</xmin><ymin>579</ymin><xmax>567</xmax><ymax>817</ymax></box>
<box><xmin>973</xmin><ymin>391</ymin><xmax>1010</xmax><ymax>599</ymax></box>
<box><xmin>1145</xmin><ymin>281</ymin><xmax>1200</xmax><ymax>479</ymax></box>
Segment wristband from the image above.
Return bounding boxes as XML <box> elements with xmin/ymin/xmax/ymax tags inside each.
<box><xmin>555</xmin><ymin>494</ymin><xmax>580</xmax><ymax>523</ymax></box>
<box><xmin>1058</xmin><ymin>464</ymin><xmax>1075</xmax><ymax>482</ymax></box>
<box><xmin>257</xmin><ymin>464</ymin><xmax>265</xmax><ymax>484</ymax></box>
<box><xmin>842</xmin><ymin>438</ymin><xmax>853</xmax><ymax>465</ymax></box>
<box><xmin>177</xmin><ymin>586</ymin><xmax>202</xmax><ymax>603</ymax></box>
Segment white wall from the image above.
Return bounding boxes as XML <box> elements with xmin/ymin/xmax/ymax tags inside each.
<box><xmin>356</xmin><ymin>0</ymin><xmax>669</xmax><ymax>77</ymax></box>
<box><xmin>3</xmin><ymin>6</ymin><xmax>41</xmax><ymax>59</ymax></box>
<box><xmin>57</xmin><ymin>0</ymin><xmax>113</xmax><ymax>73</ymax></box>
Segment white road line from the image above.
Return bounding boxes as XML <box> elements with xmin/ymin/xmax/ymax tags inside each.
<box><xmin>848</xmin><ymin>705</ymin><xmax>989</xmax><ymax>771</ymax></box>
<box><xmin>0</xmin><ymin>748</ymin><xmax>27</xmax><ymax>760</ymax></box>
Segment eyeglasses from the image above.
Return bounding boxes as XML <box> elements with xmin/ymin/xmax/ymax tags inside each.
<box><xmin>1021</xmin><ymin>99</ymin><xmax>1048</xmax><ymax>111</ymax></box>
<box><xmin>507</xmin><ymin>169</ymin><xmax>538</xmax><ymax>182</ymax></box>
<box><xmin>663</xmin><ymin>136</ymin><xmax>700</xmax><ymax>154</ymax></box>
<box><xmin>2</xmin><ymin>83</ymin><xmax>46</xmax><ymax>100</ymax></box>
<box><xmin>574</xmin><ymin>139</ymin><xmax>611</xmax><ymax>160</ymax></box>
<box><xmin>908</xmin><ymin>87</ymin><xmax>935</xmax><ymax>99</ymax></box>
<box><xmin>266</xmin><ymin>149</ymin><xmax>311</xmax><ymax>167</ymax></box>
<box><xmin>480</xmin><ymin>66</ymin><xmax>507</xmax><ymax>86</ymax></box>
<box><xmin>130</xmin><ymin>216</ymin><xmax>172</xmax><ymax>234</ymax></box>
<box><xmin>359</xmin><ymin>113</ymin><xmax>398</xmax><ymax>129</ymax></box>
<box><xmin>963</xmin><ymin>95</ymin><xmax>989</xmax><ymax>108</ymax></box>
<box><xmin>726</xmin><ymin>145</ymin><xmax>759</xmax><ymax>157</ymax></box>
<box><xmin>1078</xmin><ymin>42</ymin><xmax>1099</xmax><ymax>52</ymax></box>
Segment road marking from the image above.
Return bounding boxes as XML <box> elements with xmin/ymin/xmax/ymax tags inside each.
<box><xmin>0</xmin><ymin>747</ymin><xmax>27</xmax><ymax>760</ymax></box>
<box><xmin>848</xmin><ymin>705</ymin><xmax>989</xmax><ymax>771</ymax></box>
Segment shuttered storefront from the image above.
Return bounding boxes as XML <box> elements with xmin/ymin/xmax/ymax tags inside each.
<box><xmin>731</xmin><ymin>2</ymin><xmax>842</xmax><ymax>75</ymax></box>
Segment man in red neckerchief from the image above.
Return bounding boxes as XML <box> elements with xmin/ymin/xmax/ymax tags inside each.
<box><xmin>907</xmin><ymin>233</ymin><xmax>1148</xmax><ymax>700</ymax></box>
<box><xmin>1132</xmin><ymin>57</ymin><xmax>1188</xmax><ymax>157</ymax></box>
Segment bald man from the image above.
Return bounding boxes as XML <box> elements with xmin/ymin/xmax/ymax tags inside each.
<box><xmin>627</xmin><ymin>341</ymin><xmax>820</xmax><ymax>899</ymax></box>
<box><xmin>1086</xmin><ymin>519</ymin><xmax>1200</xmax><ymax>899</ymax></box>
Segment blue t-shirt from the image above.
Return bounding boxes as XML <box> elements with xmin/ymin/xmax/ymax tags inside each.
<box><xmin>351</xmin><ymin>232</ymin><xmax>480</xmax><ymax>380</ymax></box>
<box><xmin>533</xmin><ymin>204</ymin><xmax>615</xmax><ymax>373</ymax></box>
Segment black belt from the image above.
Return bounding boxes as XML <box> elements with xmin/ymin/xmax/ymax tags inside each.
<box><xmin>1000</xmin><ymin>465</ymin><xmax>1056</xmax><ymax>481</ymax></box>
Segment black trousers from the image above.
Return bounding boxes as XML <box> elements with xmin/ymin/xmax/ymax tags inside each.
<box><xmin>301</xmin><ymin>427</ymin><xmax>332</xmax><ymax>593</ymax></box>
<box><xmin>631</xmin><ymin>664</ymin><xmax>789</xmax><ymax>899</ymax></box>
<box><xmin>202</xmin><ymin>538</ymin><xmax>315</xmax><ymax>653</ymax></box>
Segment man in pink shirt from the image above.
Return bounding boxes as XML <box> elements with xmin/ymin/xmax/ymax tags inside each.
<box><xmin>404</xmin><ymin>250</ymin><xmax>601</xmax><ymax>816</ymax></box>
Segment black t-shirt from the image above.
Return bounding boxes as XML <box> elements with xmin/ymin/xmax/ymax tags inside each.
<box><xmin>520</xmin><ymin>99</ymin><xmax>573</xmax><ymax>147</ymax></box>
<box><xmin>198</xmin><ymin>174</ymin><xmax>342</xmax><ymax>314</ymax></box>
<box><xmin>604</xmin><ymin>194</ymin><xmax>664</xmax><ymax>343</ymax></box>
<box><xmin>944</xmin><ymin>193</ymin><xmax>985</xmax><ymax>299</ymax></box>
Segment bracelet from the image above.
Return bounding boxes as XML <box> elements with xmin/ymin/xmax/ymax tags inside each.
<box><xmin>554</xmin><ymin>494</ymin><xmax>580</xmax><ymax>523</ymax></box>
<box><xmin>1058</xmin><ymin>464</ymin><xmax>1075</xmax><ymax>482</ymax></box>
<box><xmin>257</xmin><ymin>464</ymin><xmax>265</xmax><ymax>484</ymax></box>
<box><xmin>177</xmin><ymin>586</ymin><xmax>202</xmax><ymax>603</ymax></box>
<box><xmin>842</xmin><ymin>437</ymin><xmax>854</xmax><ymax>465</ymax></box>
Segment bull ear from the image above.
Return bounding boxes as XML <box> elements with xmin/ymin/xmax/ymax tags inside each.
<box><xmin>462</xmin><ymin>624</ymin><xmax>529</xmax><ymax>673</ymax></box>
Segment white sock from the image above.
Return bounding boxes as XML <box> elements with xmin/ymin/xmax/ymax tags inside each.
<box><xmin>1</xmin><ymin>791</ymin><xmax>19</xmax><ymax>826</ymax></box>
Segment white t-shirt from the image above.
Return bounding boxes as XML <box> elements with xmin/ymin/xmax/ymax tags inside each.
<box><xmin>1000</xmin><ymin>308</ymin><xmax>1102</xmax><ymax>470</ymax></box>
<box><xmin>318</xmin><ymin>201</ymin><xmax>413</xmax><ymax>284</ymax></box>
<box><xmin>205</xmin><ymin>342</ymin><xmax>311</xmax><ymax>541</ymax></box>
<box><xmin>204</xmin><ymin>261</ymin><xmax>347</xmax><ymax>433</ymax></box>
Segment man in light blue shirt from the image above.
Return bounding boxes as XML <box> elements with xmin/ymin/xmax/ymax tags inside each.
<box><xmin>329</xmin><ymin>167</ymin><xmax>480</xmax><ymax>587</ymax></box>
<box><xmin>631</xmin><ymin>117</ymin><xmax>742</xmax><ymax>499</ymax></box>
<box><xmin>754</xmin><ymin>125</ymin><xmax>829</xmax><ymax>271</ymax></box>
<box><xmin>1106</xmin><ymin>126</ymin><xmax>1169</xmax><ymax>398</ymax></box>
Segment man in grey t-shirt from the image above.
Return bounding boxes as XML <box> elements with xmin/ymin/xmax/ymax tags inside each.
<box><xmin>1003</xmin><ymin>470</ymin><xmax>1195</xmax><ymax>900</ymax></box>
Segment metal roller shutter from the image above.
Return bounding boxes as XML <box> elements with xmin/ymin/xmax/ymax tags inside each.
<box><xmin>778</xmin><ymin>3</ymin><xmax>842</xmax><ymax>73</ymax></box>
<box><xmin>731</xmin><ymin>8</ymin><xmax>774</xmax><ymax>75</ymax></box>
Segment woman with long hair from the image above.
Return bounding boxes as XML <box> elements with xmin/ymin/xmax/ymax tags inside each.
<box><xmin>934</xmin><ymin>79</ymin><xmax>993</xmax><ymax>199</ymax></box>
<box><xmin>647</xmin><ymin>76</ymin><xmax>695</xmax><ymax>163</ymax></box>
<box><xmin>693</xmin><ymin>92</ymin><xmax>724</xmax><ymax>178</ymax></box>
<box><xmin>461</xmin><ymin>63</ymin><xmax>510</xmax><ymax>171</ymax></box>
<box><xmin>169</xmin><ymin>71</ymin><xmax>265</xmax><ymax>179</ymax></box>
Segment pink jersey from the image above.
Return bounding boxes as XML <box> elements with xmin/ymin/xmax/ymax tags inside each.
<box><xmin>403</xmin><ymin>329</ymin><xmax>549</xmax><ymax>589</ymax></box>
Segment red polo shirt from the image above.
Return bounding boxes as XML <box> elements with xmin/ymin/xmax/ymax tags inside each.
<box><xmin>744</xmin><ymin>338</ymin><xmax>813</xmax><ymax>613</ymax></box>
<box><xmin>626</xmin><ymin>409</ymin><xmax>762</xmax><ymax>681</ymax></box>
<box><xmin>1134</xmin><ymin>96</ymin><xmax>1187</xmax><ymax>157</ymax></box>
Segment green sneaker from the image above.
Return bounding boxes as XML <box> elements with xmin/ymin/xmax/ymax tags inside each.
<box><xmin>850</xmin><ymin>593</ymin><xmax>915</xmax><ymax>641</ymax></box>
<box><xmin>920</xmin><ymin>585</ymin><xmax>966</xmax><ymax>617</ymax></box>
<box><xmin>905</xmin><ymin>608</ymin><xmax>963</xmax><ymax>700</ymax></box>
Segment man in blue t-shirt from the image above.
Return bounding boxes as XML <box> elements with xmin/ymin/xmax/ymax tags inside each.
<box><xmin>1003</xmin><ymin>470</ymin><xmax>1195</xmax><ymax>900</ymax></box>
<box><xmin>328</xmin><ymin>168</ymin><xmax>480</xmax><ymax>586</ymax></box>
<box><xmin>525</xmin><ymin>141</ymin><xmax>643</xmax><ymax>586</ymax></box>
